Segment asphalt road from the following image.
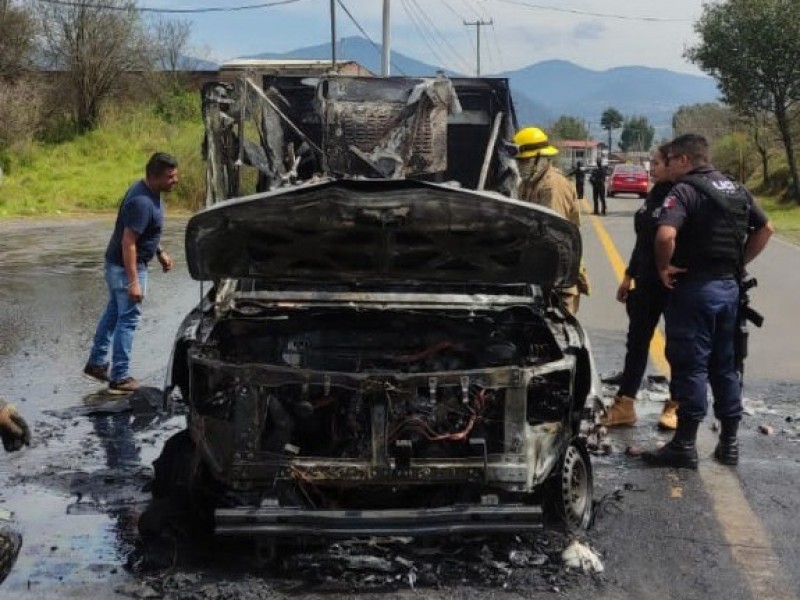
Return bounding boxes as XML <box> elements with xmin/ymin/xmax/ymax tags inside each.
<box><xmin>0</xmin><ymin>201</ymin><xmax>798</xmax><ymax>599</ymax></box>
<box><xmin>579</xmin><ymin>191</ymin><xmax>800</xmax><ymax>600</ymax></box>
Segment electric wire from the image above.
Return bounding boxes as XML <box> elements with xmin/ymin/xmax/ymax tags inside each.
<box><xmin>399</xmin><ymin>0</ymin><xmax>451</xmax><ymax>73</ymax></box>
<box><xmin>489</xmin><ymin>20</ymin><xmax>504</xmax><ymax>72</ymax></box>
<box><xmin>407</xmin><ymin>0</ymin><xmax>472</xmax><ymax>74</ymax></box>
<box><xmin>459</xmin><ymin>0</ymin><xmax>487</xmax><ymax>20</ymax></box>
<box><xmin>335</xmin><ymin>0</ymin><xmax>407</xmax><ymax>75</ymax></box>
<box><xmin>491</xmin><ymin>0</ymin><xmax>692</xmax><ymax>23</ymax></box>
<box><xmin>33</xmin><ymin>0</ymin><xmax>302</xmax><ymax>13</ymax></box>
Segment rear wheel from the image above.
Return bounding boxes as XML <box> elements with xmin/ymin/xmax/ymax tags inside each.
<box><xmin>543</xmin><ymin>439</ymin><xmax>593</xmax><ymax>530</ymax></box>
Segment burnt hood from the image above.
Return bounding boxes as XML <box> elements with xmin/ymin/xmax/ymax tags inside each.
<box><xmin>185</xmin><ymin>179</ymin><xmax>580</xmax><ymax>288</ymax></box>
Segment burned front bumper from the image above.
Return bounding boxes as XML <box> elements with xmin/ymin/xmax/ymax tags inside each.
<box><xmin>215</xmin><ymin>503</ymin><xmax>543</xmax><ymax>537</ymax></box>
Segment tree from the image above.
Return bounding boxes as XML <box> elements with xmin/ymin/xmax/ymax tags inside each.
<box><xmin>549</xmin><ymin>115</ymin><xmax>588</xmax><ymax>141</ymax></box>
<box><xmin>151</xmin><ymin>15</ymin><xmax>194</xmax><ymax>83</ymax></box>
<box><xmin>34</xmin><ymin>0</ymin><xmax>151</xmax><ymax>132</ymax></box>
<box><xmin>619</xmin><ymin>116</ymin><xmax>655</xmax><ymax>152</ymax></box>
<box><xmin>672</xmin><ymin>102</ymin><xmax>736</xmax><ymax>145</ymax></box>
<box><xmin>744</xmin><ymin>109</ymin><xmax>774</xmax><ymax>187</ymax></box>
<box><xmin>0</xmin><ymin>0</ymin><xmax>37</xmax><ymax>82</ymax></box>
<box><xmin>600</xmin><ymin>107</ymin><xmax>624</xmax><ymax>151</ymax></box>
<box><xmin>687</xmin><ymin>0</ymin><xmax>800</xmax><ymax>201</ymax></box>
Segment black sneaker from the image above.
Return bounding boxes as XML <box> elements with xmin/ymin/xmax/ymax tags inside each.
<box><xmin>83</xmin><ymin>363</ymin><xmax>110</xmax><ymax>383</ymax></box>
<box><xmin>108</xmin><ymin>377</ymin><xmax>140</xmax><ymax>395</ymax></box>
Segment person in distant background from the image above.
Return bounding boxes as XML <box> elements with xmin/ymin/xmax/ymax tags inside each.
<box><xmin>589</xmin><ymin>157</ymin><xmax>608</xmax><ymax>215</ymax></box>
<box><xmin>568</xmin><ymin>160</ymin><xmax>587</xmax><ymax>199</ymax></box>
<box><xmin>0</xmin><ymin>397</ymin><xmax>31</xmax><ymax>584</ymax></box>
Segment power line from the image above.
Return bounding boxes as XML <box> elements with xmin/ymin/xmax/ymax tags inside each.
<box><xmin>335</xmin><ymin>0</ymin><xmax>407</xmax><ymax>75</ymax></box>
<box><xmin>459</xmin><ymin>0</ymin><xmax>487</xmax><ymax>20</ymax></box>
<box><xmin>489</xmin><ymin>20</ymin><xmax>504</xmax><ymax>72</ymax></box>
<box><xmin>33</xmin><ymin>0</ymin><xmax>302</xmax><ymax>13</ymax></box>
<box><xmin>492</xmin><ymin>0</ymin><xmax>692</xmax><ymax>23</ymax></box>
<box><xmin>407</xmin><ymin>0</ymin><xmax>472</xmax><ymax>73</ymax></box>
<box><xmin>400</xmin><ymin>0</ymin><xmax>450</xmax><ymax>72</ymax></box>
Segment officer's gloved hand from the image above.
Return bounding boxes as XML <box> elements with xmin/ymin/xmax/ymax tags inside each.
<box><xmin>0</xmin><ymin>399</ymin><xmax>30</xmax><ymax>452</ymax></box>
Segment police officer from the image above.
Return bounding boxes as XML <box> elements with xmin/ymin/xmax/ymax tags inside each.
<box><xmin>0</xmin><ymin>397</ymin><xmax>30</xmax><ymax>584</ymax></box>
<box><xmin>589</xmin><ymin>157</ymin><xmax>608</xmax><ymax>215</ymax></box>
<box><xmin>642</xmin><ymin>134</ymin><xmax>773</xmax><ymax>469</ymax></box>
<box><xmin>513</xmin><ymin>126</ymin><xmax>588</xmax><ymax>314</ymax></box>
<box><xmin>568</xmin><ymin>160</ymin><xmax>587</xmax><ymax>199</ymax></box>
<box><xmin>600</xmin><ymin>144</ymin><xmax>678</xmax><ymax>430</ymax></box>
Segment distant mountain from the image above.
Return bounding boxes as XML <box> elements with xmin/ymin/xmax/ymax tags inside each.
<box><xmin>501</xmin><ymin>60</ymin><xmax>721</xmax><ymax>138</ymax></box>
<box><xmin>240</xmin><ymin>37</ymin><xmax>720</xmax><ymax>139</ymax></box>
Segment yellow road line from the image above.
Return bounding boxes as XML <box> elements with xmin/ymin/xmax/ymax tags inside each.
<box><xmin>585</xmin><ymin>199</ymin><xmax>797</xmax><ymax>600</ymax></box>
<box><xmin>580</xmin><ymin>199</ymin><xmax>669</xmax><ymax>376</ymax></box>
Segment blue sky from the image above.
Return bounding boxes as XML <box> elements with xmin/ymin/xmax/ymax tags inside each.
<box><xmin>146</xmin><ymin>0</ymin><xmax>704</xmax><ymax>74</ymax></box>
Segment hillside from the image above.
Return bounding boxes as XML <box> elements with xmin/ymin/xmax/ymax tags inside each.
<box><xmin>244</xmin><ymin>36</ymin><xmax>721</xmax><ymax>138</ymax></box>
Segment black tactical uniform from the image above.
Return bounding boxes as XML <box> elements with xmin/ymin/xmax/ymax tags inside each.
<box><xmin>617</xmin><ymin>181</ymin><xmax>672</xmax><ymax>398</ymax></box>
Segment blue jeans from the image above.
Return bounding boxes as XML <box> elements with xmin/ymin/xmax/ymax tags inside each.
<box><xmin>88</xmin><ymin>263</ymin><xmax>148</xmax><ymax>382</ymax></box>
<box><xmin>665</xmin><ymin>278</ymin><xmax>741</xmax><ymax>422</ymax></box>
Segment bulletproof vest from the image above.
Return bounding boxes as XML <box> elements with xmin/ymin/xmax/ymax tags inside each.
<box><xmin>675</xmin><ymin>174</ymin><xmax>750</xmax><ymax>278</ymax></box>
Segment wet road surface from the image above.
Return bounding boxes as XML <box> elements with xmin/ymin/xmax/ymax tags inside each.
<box><xmin>0</xmin><ymin>210</ymin><xmax>799</xmax><ymax>599</ymax></box>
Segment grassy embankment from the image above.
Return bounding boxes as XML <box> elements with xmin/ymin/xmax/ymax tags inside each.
<box><xmin>3</xmin><ymin>101</ymin><xmax>800</xmax><ymax>245</ymax></box>
<box><xmin>0</xmin><ymin>98</ymin><xmax>205</xmax><ymax>216</ymax></box>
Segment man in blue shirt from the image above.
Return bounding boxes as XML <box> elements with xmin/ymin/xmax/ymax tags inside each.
<box><xmin>83</xmin><ymin>153</ymin><xmax>178</xmax><ymax>394</ymax></box>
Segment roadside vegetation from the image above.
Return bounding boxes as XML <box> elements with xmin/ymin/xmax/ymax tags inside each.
<box><xmin>0</xmin><ymin>94</ymin><xmax>204</xmax><ymax>215</ymax></box>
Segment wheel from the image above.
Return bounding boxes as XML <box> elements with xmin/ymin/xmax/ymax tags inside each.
<box><xmin>607</xmin><ymin>191</ymin><xmax>615</xmax><ymax>198</ymax></box>
<box><xmin>140</xmin><ymin>430</ymin><xmax>215</xmax><ymax>538</ymax></box>
<box><xmin>543</xmin><ymin>440</ymin><xmax>593</xmax><ymax>530</ymax></box>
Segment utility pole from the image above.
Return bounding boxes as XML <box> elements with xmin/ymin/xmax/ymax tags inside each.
<box><xmin>464</xmin><ymin>18</ymin><xmax>492</xmax><ymax>76</ymax></box>
<box><xmin>381</xmin><ymin>0</ymin><xmax>391</xmax><ymax>76</ymax></box>
<box><xmin>330</xmin><ymin>0</ymin><xmax>337</xmax><ymax>68</ymax></box>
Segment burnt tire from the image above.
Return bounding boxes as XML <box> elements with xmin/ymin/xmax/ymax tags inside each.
<box><xmin>543</xmin><ymin>439</ymin><xmax>593</xmax><ymax>530</ymax></box>
<box><xmin>140</xmin><ymin>430</ymin><xmax>215</xmax><ymax>539</ymax></box>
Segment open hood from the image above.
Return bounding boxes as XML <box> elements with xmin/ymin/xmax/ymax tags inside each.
<box><xmin>185</xmin><ymin>179</ymin><xmax>580</xmax><ymax>288</ymax></box>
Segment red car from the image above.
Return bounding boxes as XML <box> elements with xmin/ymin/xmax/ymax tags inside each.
<box><xmin>607</xmin><ymin>164</ymin><xmax>649</xmax><ymax>198</ymax></box>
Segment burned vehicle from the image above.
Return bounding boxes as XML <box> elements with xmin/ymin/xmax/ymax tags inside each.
<box><xmin>151</xmin><ymin>74</ymin><xmax>599</xmax><ymax>541</ymax></box>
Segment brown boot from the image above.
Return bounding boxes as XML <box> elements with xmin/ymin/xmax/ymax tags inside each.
<box><xmin>598</xmin><ymin>395</ymin><xmax>637</xmax><ymax>427</ymax></box>
<box><xmin>658</xmin><ymin>399</ymin><xmax>679</xmax><ymax>431</ymax></box>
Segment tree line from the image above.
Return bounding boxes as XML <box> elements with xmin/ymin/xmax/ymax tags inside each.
<box><xmin>0</xmin><ymin>0</ymin><xmax>199</xmax><ymax>162</ymax></box>
<box><xmin>549</xmin><ymin>0</ymin><xmax>800</xmax><ymax>203</ymax></box>
<box><xmin>548</xmin><ymin>109</ymin><xmax>656</xmax><ymax>156</ymax></box>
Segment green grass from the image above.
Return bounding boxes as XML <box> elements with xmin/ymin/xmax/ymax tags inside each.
<box><xmin>0</xmin><ymin>100</ymin><xmax>204</xmax><ymax>216</ymax></box>
<box><xmin>757</xmin><ymin>194</ymin><xmax>800</xmax><ymax>244</ymax></box>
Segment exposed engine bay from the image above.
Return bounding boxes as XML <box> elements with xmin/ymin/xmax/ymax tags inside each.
<box><xmin>149</xmin><ymin>73</ymin><xmax>597</xmax><ymax>538</ymax></box>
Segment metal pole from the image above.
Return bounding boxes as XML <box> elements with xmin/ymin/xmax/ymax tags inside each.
<box><xmin>382</xmin><ymin>0</ymin><xmax>391</xmax><ymax>76</ymax></box>
<box><xmin>464</xmin><ymin>19</ymin><xmax>492</xmax><ymax>77</ymax></box>
<box><xmin>330</xmin><ymin>0</ymin><xmax>337</xmax><ymax>68</ymax></box>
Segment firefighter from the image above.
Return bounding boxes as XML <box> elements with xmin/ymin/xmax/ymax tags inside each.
<box><xmin>642</xmin><ymin>134</ymin><xmax>773</xmax><ymax>469</ymax></box>
<box><xmin>513</xmin><ymin>126</ymin><xmax>588</xmax><ymax>315</ymax></box>
<box><xmin>0</xmin><ymin>398</ymin><xmax>30</xmax><ymax>584</ymax></box>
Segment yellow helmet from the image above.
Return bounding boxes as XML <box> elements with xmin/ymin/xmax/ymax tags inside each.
<box><xmin>512</xmin><ymin>126</ymin><xmax>559</xmax><ymax>159</ymax></box>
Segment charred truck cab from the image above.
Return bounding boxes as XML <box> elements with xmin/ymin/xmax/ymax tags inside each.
<box><xmin>153</xmin><ymin>75</ymin><xmax>599</xmax><ymax>541</ymax></box>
